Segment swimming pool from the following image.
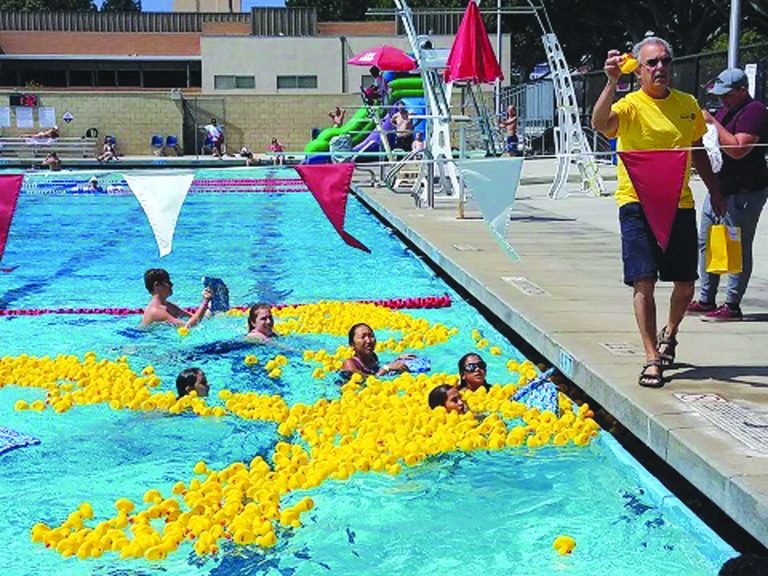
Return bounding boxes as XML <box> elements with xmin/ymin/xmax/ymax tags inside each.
<box><xmin>0</xmin><ymin>167</ymin><xmax>734</xmax><ymax>575</ymax></box>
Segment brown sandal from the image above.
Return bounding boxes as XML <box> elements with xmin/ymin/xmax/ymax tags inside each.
<box><xmin>639</xmin><ymin>360</ymin><xmax>664</xmax><ymax>388</ymax></box>
<box><xmin>657</xmin><ymin>326</ymin><xmax>678</xmax><ymax>368</ymax></box>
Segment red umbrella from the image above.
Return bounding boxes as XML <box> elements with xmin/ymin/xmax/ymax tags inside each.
<box><xmin>347</xmin><ymin>45</ymin><xmax>417</xmax><ymax>71</ymax></box>
<box><xmin>444</xmin><ymin>0</ymin><xmax>504</xmax><ymax>84</ymax></box>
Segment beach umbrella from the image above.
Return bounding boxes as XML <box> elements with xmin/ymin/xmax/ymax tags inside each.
<box><xmin>445</xmin><ymin>0</ymin><xmax>504</xmax><ymax>84</ymax></box>
<box><xmin>347</xmin><ymin>45</ymin><xmax>417</xmax><ymax>71</ymax></box>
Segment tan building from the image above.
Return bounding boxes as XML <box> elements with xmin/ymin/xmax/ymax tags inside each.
<box><xmin>173</xmin><ymin>0</ymin><xmax>242</xmax><ymax>13</ymax></box>
<box><xmin>0</xmin><ymin>8</ymin><xmax>510</xmax><ymax>154</ymax></box>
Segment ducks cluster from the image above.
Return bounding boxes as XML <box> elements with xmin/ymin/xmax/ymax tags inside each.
<box><xmin>1</xmin><ymin>301</ymin><xmax>599</xmax><ymax>562</ymax></box>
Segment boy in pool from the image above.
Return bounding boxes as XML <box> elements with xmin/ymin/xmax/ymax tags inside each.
<box><xmin>176</xmin><ymin>367</ymin><xmax>209</xmax><ymax>398</ymax></box>
<box><xmin>141</xmin><ymin>268</ymin><xmax>212</xmax><ymax>328</ymax></box>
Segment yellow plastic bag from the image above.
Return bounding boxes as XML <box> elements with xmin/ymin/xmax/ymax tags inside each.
<box><xmin>705</xmin><ymin>224</ymin><xmax>742</xmax><ymax>274</ymax></box>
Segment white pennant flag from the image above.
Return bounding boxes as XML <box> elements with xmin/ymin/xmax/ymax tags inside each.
<box><xmin>458</xmin><ymin>157</ymin><xmax>524</xmax><ymax>258</ymax></box>
<box><xmin>124</xmin><ymin>173</ymin><xmax>194</xmax><ymax>257</ymax></box>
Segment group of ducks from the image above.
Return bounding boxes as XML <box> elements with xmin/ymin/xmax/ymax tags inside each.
<box><xmin>4</xmin><ymin>300</ymin><xmax>594</xmax><ymax>562</ymax></box>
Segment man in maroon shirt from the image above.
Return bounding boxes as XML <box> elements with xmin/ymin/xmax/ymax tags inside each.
<box><xmin>688</xmin><ymin>68</ymin><xmax>768</xmax><ymax>321</ymax></box>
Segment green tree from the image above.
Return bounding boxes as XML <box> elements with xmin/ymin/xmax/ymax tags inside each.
<box><xmin>285</xmin><ymin>0</ymin><xmax>370</xmax><ymax>21</ymax></box>
<box><xmin>0</xmin><ymin>0</ymin><xmax>96</xmax><ymax>9</ymax></box>
<box><xmin>101</xmin><ymin>0</ymin><xmax>140</xmax><ymax>11</ymax></box>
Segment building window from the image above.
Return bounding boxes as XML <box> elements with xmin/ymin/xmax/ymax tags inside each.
<box><xmin>276</xmin><ymin>75</ymin><xmax>318</xmax><ymax>90</ymax></box>
<box><xmin>214</xmin><ymin>75</ymin><xmax>255</xmax><ymax>90</ymax></box>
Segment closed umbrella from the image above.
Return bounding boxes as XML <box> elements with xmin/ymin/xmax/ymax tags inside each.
<box><xmin>347</xmin><ymin>45</ymin><xmax>417</xmax><ymax>71</ymax></box>
<box><xmin>445</xmin><ymin>0</ymin><xmax>504</xmax><ymax>84</ymax></box>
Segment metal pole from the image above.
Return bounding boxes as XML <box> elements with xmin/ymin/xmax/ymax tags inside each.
<box><xmin>728</xmin><ymin>0</ymin><xmax>741</xmax><ymax>69</ymax></box>
<box><xmin>496</xmin><ymin>0</ymin><xmax>502</xmax><ymax>117</ymax></box>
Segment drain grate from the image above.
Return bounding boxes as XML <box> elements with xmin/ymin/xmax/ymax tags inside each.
<box><xmin>675</xmin><ymin>393</ymin><xmax>768</xmax><ymax>454</ymax></box>
<box><xmin>600</xmin><ymin>342</ymin><xmax>641</xmax><ymax>356</ymax></box>
<box><xmin>502</xmin><ymin>276</ymin><xmax>548</xmax><ymax>296</ymax></box>
<box><xmin>452</xmin><ymin>244</ymin><xmax>480</xmax><ymax>251</ymax></box>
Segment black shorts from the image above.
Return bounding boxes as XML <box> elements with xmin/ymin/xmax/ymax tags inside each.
<box><xmin>619</xmin><ymin>202</ymin><xmax>698</xmax><ymax>287</ymax></box>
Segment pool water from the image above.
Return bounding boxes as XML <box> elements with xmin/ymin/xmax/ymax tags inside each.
<box><xmin>0</xmin><ymin>167</ymin><xmax>734</xmax><ymax>575</ymax></box>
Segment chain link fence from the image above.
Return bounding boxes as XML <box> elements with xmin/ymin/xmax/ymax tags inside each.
<box><xmin>573</xmin><ymin>43</ymin><xmax>768</xmax><ymax>125</ymax></box>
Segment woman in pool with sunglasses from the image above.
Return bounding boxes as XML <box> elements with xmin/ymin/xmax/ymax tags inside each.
<box><xmin>457</xmin><ymin>353</ymin><xmax>490</xmax><ymax>392</ymax></box>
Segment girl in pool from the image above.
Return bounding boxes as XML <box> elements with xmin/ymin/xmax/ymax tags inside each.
<box><xmin>246</xmin><ymin>303</ymin><xmax>277</xmax><ymax>341</ymax></box>
<box><xmin>428</xmin><ymin>384</ymin><xmax>467</xmax><ymax>414</ymax></box>
<box><xmin>340</xmin><ymin>323</ymin><xmax>410</xmax><ymax>377</ymax></box>
<box><xmin>457</xmin><ymin>353</ymin><xmax>490</xmax><ymax>392</ymax></box>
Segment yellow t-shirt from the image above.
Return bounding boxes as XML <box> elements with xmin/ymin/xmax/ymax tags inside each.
<box><xmin>610</xmin><ymin>88</ymin><xmax>706</xmax><ymax>208</ymax></box>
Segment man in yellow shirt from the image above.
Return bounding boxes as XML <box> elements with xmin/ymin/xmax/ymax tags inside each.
<box><xmin>592</xmin><ymin>37</ymin><xmax>725</xmax><ymax>388</ymax></box>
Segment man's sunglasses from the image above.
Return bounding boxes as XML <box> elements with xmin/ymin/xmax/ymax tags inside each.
<box><xmin>643</xmin><ymin>56</ymin><xmax>673</xmax><ymax>68</ymax></box>
<box><xmin>463</xmin><ymin>361</ymin><xmax>487</xmax><ymax>372</ymax></box>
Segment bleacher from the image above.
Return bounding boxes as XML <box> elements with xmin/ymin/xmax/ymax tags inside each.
<box><xmin>0</xmin><ymin>137</ymin><xmax>98</xmax><ymax>159</ymax></box>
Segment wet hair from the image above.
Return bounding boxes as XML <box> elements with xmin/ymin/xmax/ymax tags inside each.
<box><xmin>176</xmin><ymin>367</ymin><xmax>204</xmax><ymax>398</ymax></box>
<box><xmin>428</xmin><ymin>384</ymin><xmax>452</xmax><ymax>410</ymax></box>
<box><xmin>457</xmin><ymin>352</ymin><xmax>483</xmax><ymax>388</ymax></box>
<box><xmin>348</xmin><ymin>322</ymin><xmax>372</xmax><ymax>345</ymax></box>
<box><xmin>144</xmin><ymin>268</ymin><xmax>170</xmax><ymax>294</ymax></box>
<box><xmin>247</xmin><ymin>303</ymin><xmax>272</xmax><ymax>332</ymax></box>
<box><xmin>632</xmin><ymin>36</ymin><xmax>673</xmax><ymax>60</ymax></box>
<box><xmin>719</xmin><ymin>555</ymin><xmax>768</xmax><ymax>576</ymax></box>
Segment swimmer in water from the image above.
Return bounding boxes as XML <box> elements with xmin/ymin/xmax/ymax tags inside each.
<box><xmin>340</xmin><ymin>323</ymin><xmax>410</xmax><ymax>377</ymax></box>
<box><xmin>246</xmin><ymin>303</ymin><xmax>277</xmax><ymax>341</ymax></box>
<box><xmin>428</xmin><ymin>384</ymin><xmax>467</xmax><ymax>414</ymax></box>
<box><xmin>141</xmin><ymin>268</ymin><xmax>212</xmax><ymax>329</ymax></box>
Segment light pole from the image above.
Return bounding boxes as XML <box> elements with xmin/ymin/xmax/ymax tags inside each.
<box><xmin>728</xmin><ymin>0</ymin><xmax>741</xmax><ymax>68</ymax></box>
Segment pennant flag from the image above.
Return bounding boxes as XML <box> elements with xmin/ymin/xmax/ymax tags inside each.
<box><xmin>618</xmin><ymin>150</ymin><xmax>687</xmax><ymax>251</ymax></box>
<box><xmin>295</xmin><ymin>163</ymin><xmax>370</xmax><ymax>253</ymax></box>
<box><xmin>458</xmin><ymin>157</ymin><xmax>524</xmax><ymax>258</ymax></box>
<box><xmin>0</xmin><ymin>174</ymin><xmax>24</xmax><ymax>262</ymax></box>
<box><xmin>124</xmin><ymin>173</ymin><xmax>194</xmax><ymax>257</ymax></box>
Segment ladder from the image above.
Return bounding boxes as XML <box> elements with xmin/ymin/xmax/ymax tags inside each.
<box><xmin>542</xmin><ymin>33</ymin><xmax>605</xmax><ymax>199</ymax></box>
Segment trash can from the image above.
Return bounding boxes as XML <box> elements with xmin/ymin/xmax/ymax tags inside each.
<box><xmin>609</xmin><ymin>138</ymin><xmax>618</xmax><ymax>165</ymax></box>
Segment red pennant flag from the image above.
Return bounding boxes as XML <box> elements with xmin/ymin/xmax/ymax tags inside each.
<box><xmin>295</xmin><ymin>163</ymin><xmax>370</xmax><ymax>253</ymax></box>
<box><xmin>0</xmin><ymin>174</ymin><xmax>24</xmax><ymax>262</ymax></box>
<box><xmin>618</xmin><ymin>150</ymin><xmax>687</xmax><ymax>251</ymax></box>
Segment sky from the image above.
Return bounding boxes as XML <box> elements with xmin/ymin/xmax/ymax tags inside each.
<box><xmin>93</xmin><ymin>0</ymin><xmax>285</xmax><ymax>10</ymax></box>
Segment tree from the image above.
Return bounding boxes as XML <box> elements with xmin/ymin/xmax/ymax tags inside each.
<box><xmin>285</xmin><ymin>0</ymin><xmax>370</xmax><ymax>21</ymax></box>
<box><xmin>0</xmin><ymin>0</ymin><xmax>96</xmax><ymax>9</ymax></box>
<box><xmin>101</xmin><ymin>0</ymin><xmax>140</xmax><ymax>11</ymax></box>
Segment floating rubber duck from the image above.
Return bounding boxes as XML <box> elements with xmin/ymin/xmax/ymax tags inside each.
<box><xmin>553</xmin><ymin>534</ymin><xmax>576</xmax><ymax>555</ymax></box>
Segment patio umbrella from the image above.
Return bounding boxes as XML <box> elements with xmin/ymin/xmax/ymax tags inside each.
<box><xmin>445</xmin><ymin>0</ymin><xmax>504</xmax><ymax>84</ymax></box>
<box><xmin>347</xmin><ymin>45</ymin><xmax>417</xmax><ymax>71</ymax></box>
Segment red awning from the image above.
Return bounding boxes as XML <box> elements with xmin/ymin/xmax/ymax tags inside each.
<box><xmin>444</xmin><ymin>0</ymin><xmax>504</xmax><ymax>84</ymax></box>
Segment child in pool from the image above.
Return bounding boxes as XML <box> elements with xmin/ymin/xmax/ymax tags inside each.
<box><xmin>246</xmin><ymin>303</ymin><xmax>277</xmax><ymax>341</ymax></box>
<box><xmin>428</xmin><ymin>385</ymin><xmax>467</xmax><ymax>414</ymax></box>
<box><xmin>176</xmin><ymin>367</ymin><xmax>209</xmax><ymax>398</ymax></box>
<box><xmin>141</xmin><ymin>268</ymin><xmax>212</xmax><ymax>329</ymax></box>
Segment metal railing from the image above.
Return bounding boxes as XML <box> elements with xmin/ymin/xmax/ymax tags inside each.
<box><xmin>251</xmin><ymin>7</ymin><xmax>317</xmax><ymax>37</ymax></box>
<box><xmin>0</xmin><ymin>10</ymin><xmax>250</xmax><ymax>32</ymax></box>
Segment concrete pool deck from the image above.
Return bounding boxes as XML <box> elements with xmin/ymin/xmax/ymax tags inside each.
<box><xmin>354</xmin><ymin>158</ymin><xmax>768</xmax><ymax>548</ymax></box>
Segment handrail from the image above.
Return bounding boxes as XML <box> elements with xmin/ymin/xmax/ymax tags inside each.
<box><xmin>384</xmin><ymin>148</ymin><xmax>423</xmax><ymax>187</ymax></box>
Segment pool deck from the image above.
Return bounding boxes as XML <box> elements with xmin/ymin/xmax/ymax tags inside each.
<box><xmin>354</xmin><ymin>158</ymin><xmax>768</xmax><ymax>548</ymax></box>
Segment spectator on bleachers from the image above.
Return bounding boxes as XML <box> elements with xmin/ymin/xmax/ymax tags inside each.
<box><xmin>41</xmin><ymin>152</ymin><xmax>61</xmax><ymax>171</ymax></box>
<box><xmin>96</xmin><ymin>136</ymin><xmax>118</xmax><ymax>162</ymax></box>
<box><xmin>30</xmin><ymin>126</ymin><xmax>59</xmax><ymax>140</ymax></box>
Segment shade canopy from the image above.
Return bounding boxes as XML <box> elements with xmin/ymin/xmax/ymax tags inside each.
<box><xmin>445</xmin><ymin>0</ymin><xmax>504</xmax><ymax>84</ymax></box>
<box><xmin>347</xmin><ymin>45</ymin><xmax>417</xmax><ymax>71</ymax></box>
